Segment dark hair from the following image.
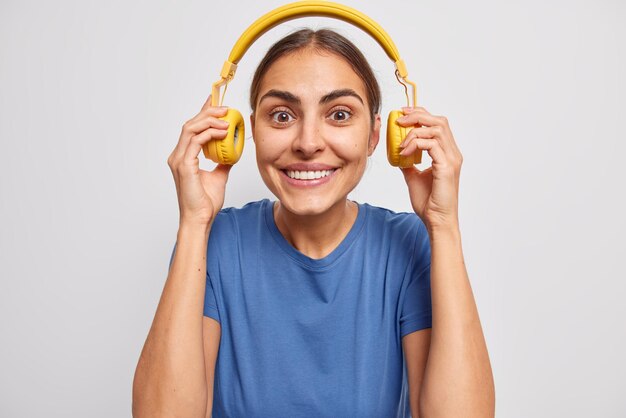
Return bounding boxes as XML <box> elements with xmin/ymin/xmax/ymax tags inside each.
<box><xmin>249</xmin><ymin>28</ymin><xmax>381</xmax><ymax>124</ymax></box>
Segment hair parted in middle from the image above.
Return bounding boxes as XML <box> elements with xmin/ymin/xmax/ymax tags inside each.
<box><xmin>249</xmin><ymin>28</ymin><xmax>382</xmax><ymax>126</ymax></box>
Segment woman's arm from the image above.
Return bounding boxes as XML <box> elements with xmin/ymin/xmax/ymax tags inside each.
<box><xmin>419</xmin><ymin>224</ymin><xmax>495</xmax><ymax>418</ymax></box>
<box><xmin>133</xmin><ymin>95</ymin><xmax>233</xmax><ymax>417</ymax></box>
<box><xmin>132</xmin><ymin>226</ymin><xmax>211</xmax><ymax>418</ymax></box>
<box><xmin>397</xmin><ymin>106</ymin><xmax>495</xmax><ymax>417</ymax></box>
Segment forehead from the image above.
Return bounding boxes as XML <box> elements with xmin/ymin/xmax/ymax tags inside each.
<box><xmin>256</xmin><ymin>48</ymin><xmax>368</xmax><ymax>101</ymax></box>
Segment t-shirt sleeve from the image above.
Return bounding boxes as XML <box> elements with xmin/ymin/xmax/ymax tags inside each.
<box><xmin>399</xmin><ymin>221</ymin><xmax>433</xmax><ymax>338</ymax></box>
<box><xmin>203</xmin><ymin>272</ymin><xmax>220</xmax><ymax>323</ymax></box>
<box><xmin>168</xmin><ymin>240</ymin><xmax>221</xmax><ymax>323</ymax></box>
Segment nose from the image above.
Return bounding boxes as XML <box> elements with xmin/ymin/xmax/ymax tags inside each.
<box><xmin>292</xmin><ymin>116</ymin><xmax>325</xmax><ymax>157</ymax></box>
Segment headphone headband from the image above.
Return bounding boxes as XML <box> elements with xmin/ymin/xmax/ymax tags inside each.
<box><xmin>229</xmin><ymin>1</ymin><xmax>402</xmax><ymax>68</ymax></box>
<box><xmin>211</xmin><ymin>1</ymin><xmax>416</xmax><ymax>108</ymax></box>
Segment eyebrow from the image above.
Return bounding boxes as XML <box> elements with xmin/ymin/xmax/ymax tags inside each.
<box><xmin>319</xmin><ymin>88</ymin><xmax>364</xmax><ymax>105</ymax></box>
<box><xmin>258</xmin><ymin>89</ymin><xmax>301</xmax><ymax>106</ymax></box>
<box><xmin>258</xmin><ymin>88</ymin><xmax>364</xmax><ymax>106</ymax></box>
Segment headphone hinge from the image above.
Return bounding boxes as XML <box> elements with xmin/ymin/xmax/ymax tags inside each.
<box><xmin>220</xmin><ymin>61</ymin><xmax>238</xmax><ymax>80</ymax></box>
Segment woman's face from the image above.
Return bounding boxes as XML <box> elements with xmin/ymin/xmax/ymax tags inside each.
<box><xmin>251</xmin><ymin>48</ymin><xmax>381</xmax><ymax>216</ymax></box>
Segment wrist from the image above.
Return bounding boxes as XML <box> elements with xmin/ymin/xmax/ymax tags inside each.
<box><xmin>178</xmin><ymin>221</ymin><xmax>212</xmax><ymax>239</ymax></box>
<box><xmin>426</xmin><ymin>222</ymin><xmax>461</xmax><ymax>241</ymax></box>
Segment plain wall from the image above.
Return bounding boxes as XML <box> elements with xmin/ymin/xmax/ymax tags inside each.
<box><xmin>1</xmin><ymin>0</ymin><xmax>624</xmax><ymax>416</ymax></box>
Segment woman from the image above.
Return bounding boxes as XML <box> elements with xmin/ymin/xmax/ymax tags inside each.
<box><xmin>133</xmin><ymin>29</ymin><xmax>495</xmax><ymax>417</ymax></box>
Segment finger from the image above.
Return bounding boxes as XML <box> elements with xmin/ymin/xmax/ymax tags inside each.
<box><xmin>397</xmin><ymin>111</ymin><xmax>461</xmax><ymax>157</ymax></box>
<box><xmin>176</xmin><ymin>109</ymin><xmax>229</xmax><ymax>160</ymax></box>
<box><xmin>182</xmin><ymin>128</ymin><xmax>229</xmax><ymax>166</ymax></box>
<box><xmin>196</xmin><ymin>105</ymin><xmax>229</xmax><ymax>120</ymax></box>
<box><xmin>396</xmin><ymin>109</ymin><xmax>443</xmax><ymax>128</ymax></box>
<box><xmin>172</xmin><ymin>117</ymin><xmax>230</xmax><ymax>163</ymax></box>
<box><xmin>211</xmin><ymin>163</ymin><xmax>233</xmax><ymax>183</ymax></box>
<box><xmin>402</xmin><ymin>106</ymin><xmax>431</xmax><ymax>115</ymax></box>
<box><xmin>400</xmin><ymin>165</ymin><xmax>433</xmax><ymax>193</ymax></box>
<box><xmin>402</xmin><ymin>165</ymin><xmax>433</xmax><ymax>177</ymax></box>
<box><xmin>185</xmin><ymin>116</ymin><xmax>230</xmax><ymax>136</ymax></box>
<box><xmin>184</xmin><ymin>105</ymin><xmax>229</xmax><ymax>132</ymax></box>
<box><xmin>189</xmin><ymin>94</ymin><xmax>228</xmax><ymax>127</ymax></box>
<box><xmin>400</xmin><ymin>137</ymin><xmax>446</xmax><ymax>165</ymax></box>
<box><xmin>200</xmin><ymin>94</ymin><xmax>224</xmax><ymax>113</ymax></box>
<box><xmin>400</xmin><ymin>125</ymin><xmax>449</xmax><ymax>154</ymax></box>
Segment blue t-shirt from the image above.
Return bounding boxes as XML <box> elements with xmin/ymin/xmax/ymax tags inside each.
<box><xmin>170</xmin><ymin>199</ymin><xmax>432</xmax><ymax>417</ymax></box>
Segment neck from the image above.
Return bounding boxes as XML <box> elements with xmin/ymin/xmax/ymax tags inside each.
<box><xmin>273</xmin><ymin>199</ymin><xmax>358</xmax><ymax>260</ymax></box>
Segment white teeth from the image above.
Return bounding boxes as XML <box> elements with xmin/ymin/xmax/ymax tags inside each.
<box><xmin>286</xmin><ymin>169</ymin><xmax>334</xmax><ymax>180</ymax></box>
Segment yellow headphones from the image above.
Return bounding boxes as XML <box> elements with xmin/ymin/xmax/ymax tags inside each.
<box><xmin>203</xmin><ymin>0</ymin><xmax>422</xmax><ymax>168</ymax></box>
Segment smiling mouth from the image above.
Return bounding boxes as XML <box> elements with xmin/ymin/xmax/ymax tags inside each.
<box><xmin>283</xmin><ymin>169</ymin><xmax>336</xmax><ymax>180</ymax></box>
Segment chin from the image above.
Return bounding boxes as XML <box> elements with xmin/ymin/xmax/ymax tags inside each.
<box><xmin>277</xmin><ymin>194</ymin><xmax>342</xmax><ymax>217</ymax></box>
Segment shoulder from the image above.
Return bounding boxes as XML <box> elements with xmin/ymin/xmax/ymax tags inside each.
<box><xmin>359</xmin><ymin>202</ymin><xmax>428</xmax><ymax>242</ymax></box>
<box><xmin>358</xmin><ymin>202</ymin><xmax>431</xmax><ymax>275</ymax></box>
<box><xmin>212</xmin><ymin>199</ymin><xmax>268</xmax><ymax>228</ymax></box>
<box><xmin>216</xmin><ymin>198</ymin><xmax>268</xmax><ymax>217</ymax></box>
<box><xmin>208</xmin><ymin>199</ymin><xmax>269</xmax><ymax>244</ymax></box>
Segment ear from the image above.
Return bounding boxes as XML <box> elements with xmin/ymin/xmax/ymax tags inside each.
<box><xmin>249</xmin><ymin>113</ymin><xmax>256</xmax><ymax>142</ymax></box>
<box><xmin>367</xmin><ymin>114</ymin><xmax>382</xmax><ymax>156</ymax></box>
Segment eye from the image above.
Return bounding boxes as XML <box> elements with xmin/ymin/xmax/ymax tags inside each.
<box><xmin>270</xmin><ymin>110</ymin><xmax>295</xmax><ymax>125</ymax></box>
<box><xmin>329</xmin><ymin>108</ymin><xmax>353</xmax><ymax>123</ymax></box>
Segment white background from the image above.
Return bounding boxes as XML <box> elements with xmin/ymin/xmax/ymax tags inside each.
<box><xmin>1</xmin><ymin>0</ymin><xmax>624</xmax><ymax>416</ymax></box>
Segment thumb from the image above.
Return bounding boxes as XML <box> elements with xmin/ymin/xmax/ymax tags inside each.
<box><xmin>212</xmin><ymin>163</ymin><xmax>233</xmax><ymax>182</ymax></box>
<box><xmin>400</xmin><ymin>166</ymin><xmax>416</xmax><ymax>181</ymax></box>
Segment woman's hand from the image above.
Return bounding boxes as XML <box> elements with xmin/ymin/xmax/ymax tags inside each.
<box><xmin>167</xmin><ymin>95</ymin><xmax>232</xmax><ymax>229</ymax></box>
<box><xmin>396</xmin><ymin>106</ymin><xmax>463</xmax><ymax>232</ymax></box>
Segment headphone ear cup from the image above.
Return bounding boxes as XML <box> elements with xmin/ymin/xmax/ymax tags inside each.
<box><xmin>386</xmin><ymin>110</ymin><xmax>422</xmax><ymax>168</ymax></box>
<box><xmin>202</xmin><ymin>108</ymin><xmax>245</xmax><ymax>165</ymax></box>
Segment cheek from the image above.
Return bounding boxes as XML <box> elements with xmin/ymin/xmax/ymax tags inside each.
<box><xmin>254</xmin><ymin>129</ymin><xmax>283</xmax><ymax>162</ymax></box>
<box><xmin>333</xmin><ymin>130</ymin><xmax>371</xmax><ymax>160</ymax></box>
